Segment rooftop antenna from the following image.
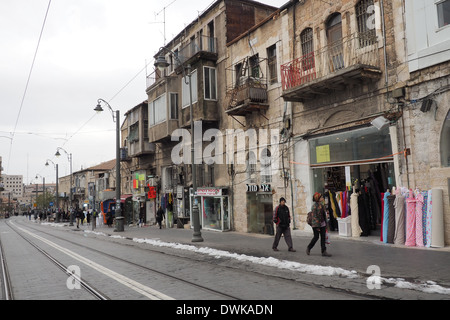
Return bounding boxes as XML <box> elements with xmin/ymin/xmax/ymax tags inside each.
<box><xmin>151</xmin><ymin>0</ymin><xmax>178</xmax><ymax>46</ymax></box>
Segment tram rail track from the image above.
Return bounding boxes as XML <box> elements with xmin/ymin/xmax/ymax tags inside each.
<box><xmin>13</xmin><ymin>219</ymin><xmax>383</xmax><ymax>301</ymax></box>
<box><xmin>13</xmin><ymin>219</ymin><xmax>242</xmax><ymax>300</ymax></box>
<box><xmin>2</xmin><ymin>220</ymin><xmax>109</xmax><ymax>300</ymax></box>
<box><xmin>0</xmin><ymin>233</ymin><xmax>14</xmax><ymax>300</ymax></box>
<box><xmin>4</xmin><ymin>217</ymin><xmax>400</xmax><ymax>301</ymax></box>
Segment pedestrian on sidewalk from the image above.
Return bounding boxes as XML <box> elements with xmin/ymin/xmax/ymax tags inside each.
<box><xmin>156</xmin><ymin>206</ymin><xmax>165</xmax><ymax>229</ymax></box>
<box><xmin>307</xmin><ymin>192</ymin><xmax>332</xmax><ymax>257</ymax></box>
<box><xmin>86</xmin><ymin>209</ymin><xmax>91</xmax><ymax>225</ymax></box>
<box><xmin>272</xmin><ymin>197</ymin><xmax>296</xmax><ymax>252</ymax></box>
<box><xmin>76</xmin><ymin>208</ymin><xmax>82</xmax><ymax>229</ymax></box>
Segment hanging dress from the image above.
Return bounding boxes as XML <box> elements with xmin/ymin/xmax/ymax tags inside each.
<box><xmin>405</xmin><ymin>192</ymin><xmax>416</xmax><ymax>247</ymax></box>
<box><xmin>393</xmin><ymin>192</ymin><xmax>406</xmax><ymax>245</ymax></box>
<box><xmin>415</xmin><ymin>192</ymin><xmax>424</xmax><ymax>247</ymax></box>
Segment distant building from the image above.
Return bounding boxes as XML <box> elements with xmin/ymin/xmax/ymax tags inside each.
<box><xmin>0</xmin><ymin>174</ymin><xmax>24</xmax><ymax>199</ymax></box>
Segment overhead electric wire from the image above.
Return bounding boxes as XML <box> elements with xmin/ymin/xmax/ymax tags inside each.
<box><xmin>7</xmin><ymin>0</ymin><xmax>52</xmax><ymax>172</ymax></box>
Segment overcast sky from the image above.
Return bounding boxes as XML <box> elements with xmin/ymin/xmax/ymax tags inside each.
<box><xmin>0</xmin><ymin>0</ymin><xmax>287</xmax><ymax>185</ymax></box>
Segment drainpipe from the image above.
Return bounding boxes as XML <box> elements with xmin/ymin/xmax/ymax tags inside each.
<box><xmin>380</xmin><ymin>0</ymin><xmax>388</xmax><ymax>89</ymax></box>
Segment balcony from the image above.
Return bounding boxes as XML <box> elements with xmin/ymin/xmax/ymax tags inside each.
<box><xmin>225</xmin><ymin>78</ymin><xmax>269</xmax><ymax>116</ymax></box>
<box><xmin>225</xmin><ymin>57</ymin><xmax>270</xmax><ymax>117</ymax></box>
<box><xmin>281</xmin><ymin>34</ymin><xmax>382</xmax><ymax>102</ymax></box>
<box><xmin>177</xmin><ymin>35</ymin><xmax>218</xmax><ymax>67</ymax></box>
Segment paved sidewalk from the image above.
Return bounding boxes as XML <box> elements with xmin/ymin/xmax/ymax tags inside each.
<box><xmin>57</xmin><ymin>220</ymin><xmax>450</xmax><ymax>287</ymax></box>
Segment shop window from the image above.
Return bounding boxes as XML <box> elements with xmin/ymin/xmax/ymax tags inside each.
<box><xmin>309</xmin><ymin>126</ymin><xmax>393</xmax><ymax>165</ymax></box>
<box><xmin>441</xmin><ymin>110</ymin><xmax>450</xmax><ymax>167</ymax></box>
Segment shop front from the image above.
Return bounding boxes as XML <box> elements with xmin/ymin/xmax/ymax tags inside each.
<box><xmin>132</xmin><ymin>171</ymin><xmax>149</xmax><ymax>225</ymax></box>
<box><xmin>295</xmin><ymin>125</ymin><xmax>397</xmax><ymax>236</ymax></box>
<box><xmin>246</xmin><ymin>183</ymin><xmax>274</xmax><ymax>235</ymax></box>
<box><xmin>191</xmin><ymin>188</ymin><xmax>230</xmax><ymax>231</ymax></box>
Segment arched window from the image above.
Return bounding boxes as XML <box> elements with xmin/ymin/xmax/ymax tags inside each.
<box><xmin>441</xmin><ymin>110</ymin><xmax>450</xmax><ymax>167</ymax></box>
<box><xmin>326</xmin><ymin>13</ymin><xmax>344</xmax><ymax>71</ymax></box>
<box><xmin>300</xmin><ymin>28</ymin><xmax>314</xmax><ymax>71</ymax></box>
<box><xmin>356</xmin><ymin>0</ymin><xmax>377</xmax><ymax>47</ymax></box>
<box><xmin>301</xmin><ymin>28</ymin><xmax>314</xmax><ymax>56</ymax></box>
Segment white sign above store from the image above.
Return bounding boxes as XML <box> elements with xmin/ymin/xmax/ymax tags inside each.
<box><xmin>196</xmin><ymin>188</ymin><xmax>222</xmax><ymax>196</ymax></box>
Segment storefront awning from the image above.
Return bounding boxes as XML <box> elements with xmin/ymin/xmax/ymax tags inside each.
<box><xmin>120</xmin><ymin>194</ymin><xmax>132</xmax><ymax>203</ymax></box>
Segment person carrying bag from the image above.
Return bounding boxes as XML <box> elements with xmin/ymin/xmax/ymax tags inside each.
<box><xmin>306</xmin><ymin>192</ymin><xmax>332</xmax><ymax>257</ymax></box>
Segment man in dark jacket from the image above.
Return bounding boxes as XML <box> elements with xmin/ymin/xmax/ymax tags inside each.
<box><xmin>272</xmin><ymin>197</ymin><xmax>296</xmax><ymax>252</ymax></box>
<box><xmin>156</xmin><ymin>206</ymin><xmax>165</xmax><ymax>229</ymax></box>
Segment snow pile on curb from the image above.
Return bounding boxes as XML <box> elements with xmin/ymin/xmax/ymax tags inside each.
<box><xmin>131</xmin><ymin>237</ymin><xmax>450</xmax><ymax>295</ymax></box>
<box><xmin>132</xmin><ymin>237</ymin><xmax>359</xmax><ymax>279</ymax></box>
<box><xmin>44</xmin><ymin>224</ymin><xmax>450</xmax><ymax>296</ymax></box>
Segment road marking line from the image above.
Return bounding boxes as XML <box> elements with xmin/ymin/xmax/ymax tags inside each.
<box><xmin>13</xmin><ymin>223</ymin><xmax>174</xmax><ymax>300</ymax></box>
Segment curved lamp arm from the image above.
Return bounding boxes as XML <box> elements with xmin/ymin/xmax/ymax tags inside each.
<box><xmin>95</xmin><ymin>99</ymin><xmax>117</xmax><ymax>122</ymax></box>
<box><xmin>154</xmin><ymin>46</ymin><xmax>192</xmax><ymax>85</ymax></box>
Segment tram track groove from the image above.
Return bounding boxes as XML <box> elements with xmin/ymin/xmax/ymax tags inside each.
<box><xmin>15</xmin><ymin>219</ymin><xmax>242</xmax><ymax>300</ymax></box>
<box><xmin>16</xmin><ymin>219</ymin><xmax>382</xmax><ymax>300</ymax></box>
<box><xmin>0</xmin><ymin>234</ymin><xmax>14</xmax><ymax>300</ymax></box>
<box><xmin>4</xmin><ymin>220</ymin><xmax>110</xmax><ymax>300</ymax></box>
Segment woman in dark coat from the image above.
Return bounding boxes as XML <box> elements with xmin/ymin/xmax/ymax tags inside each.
<box><xmin>307</xmin><ymin>192</ymin><xmax>331</xmax><ymax>257</ymax></box>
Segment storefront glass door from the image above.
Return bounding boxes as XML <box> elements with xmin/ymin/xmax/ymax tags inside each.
<box><xmin>192</xmin><ymin>194</ymin><xmax>230</xmax><ymax>231</ymax></box>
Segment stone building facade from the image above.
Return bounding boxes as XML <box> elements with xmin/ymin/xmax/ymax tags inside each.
<box><xmin>117</xmin><ymin>0</ymin><xmax>450</xmax><ymax>244</ymax></box>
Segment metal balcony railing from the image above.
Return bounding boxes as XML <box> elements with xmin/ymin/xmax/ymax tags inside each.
<box><xmin>146</xmin><ymin>70</ymin><xmax>157</xmax><ymax>89</ymax></box>
<box><xmin>281</xmin><ymin>34</ymin><xmax>380</xmax><ymax>91</ymax></box>
<box><xmin>176</xmin><ymin>35</ymin><xmax>217</xmax><ymax>66</ymax></box>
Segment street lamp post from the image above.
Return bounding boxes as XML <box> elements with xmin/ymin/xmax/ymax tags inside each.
<box><xmin>46</xmin><ymin>159</ymin><xmax>59</xmax><ymax>222</ymax></box>
<box><xmin>55</xmin><ymin>147</ymin><xmax>73</xmax><ymax>225</ymax></box>
<box><xmin>94</xmin><ymin>99</ymin><xmax>124</xmax><ymax>232</ymax></box>
<box><xmin>155</xmin><ymin>47</ymin><xmax>203</xmax><ymax>242</ymax></box>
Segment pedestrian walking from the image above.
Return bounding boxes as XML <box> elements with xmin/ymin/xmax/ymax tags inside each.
<box><xmin>76</xmin><ymin>209</ymin><xmax>82</xmax><ymax>228</ymax></box>
<box><xmin>306</xmin><ymin>192</ymin><xmax>332</xmax><ymax>257</ymax></box>
<box><xmin>139</xmin><ymin>210</ymin><xmax>144</xmax><ymax>227</ymax></box>
<box><xmin>106</xmin><ymin>210</ymin><xmax>113</xmax><ymax>228</ymax></box>
<box><xmin>86</xmin><ymin>209</ymin><xmax>91</xmax><ymax>225</ymax></box>
<box><xmin>156</xmin><ymin>206</ymin><xmax>165</xmax><ymax>229</ymax></box>
<box><xmin>272</xmin><ymin>197</ymin><xmax>296</xmax><ymax>252</ymax></box>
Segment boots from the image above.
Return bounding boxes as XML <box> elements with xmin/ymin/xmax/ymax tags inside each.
<box><xmin>322</xmin><ymin>250</ymin><xmax>332</xmax><ymax>257</ymax></box>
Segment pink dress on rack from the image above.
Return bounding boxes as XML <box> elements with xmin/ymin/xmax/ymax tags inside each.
<box><xmin>405</xmin><ymin>191</ymin><xmax>416</xmax><ymax>247</ymax></box>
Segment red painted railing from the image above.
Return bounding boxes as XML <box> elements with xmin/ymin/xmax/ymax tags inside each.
<box><xmin>281</xmin><ymin>34</ymin><xmax>380</xmax><ymax>91</ymax></box>
<box><xmin>281</xmin><ymin>52</ymin><xmax>316</xmax><ymax>91</ymax></box>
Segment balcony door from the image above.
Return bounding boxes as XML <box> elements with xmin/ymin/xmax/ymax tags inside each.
<box><xmin>326</xmin><ymin>13</ymin><xmax>344</xmax><ymax>72</ymax></box>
